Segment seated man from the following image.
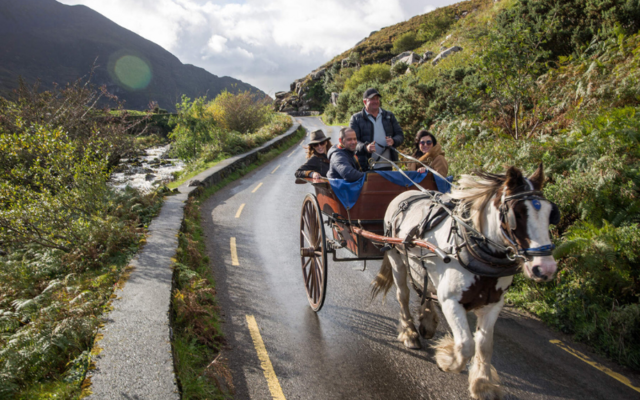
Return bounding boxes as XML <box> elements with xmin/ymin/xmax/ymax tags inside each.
<box><xmin>327</xmin><ymin>127</ymin><xmax>364</xmax><ymax>182</ymax></box>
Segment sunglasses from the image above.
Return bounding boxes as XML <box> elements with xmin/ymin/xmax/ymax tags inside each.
<box><xmin>419</xmin><ymin>140</ymin><xmax>433</xmax><ymax>146</ymax></box>
<box><xmin>313</xmin><ymin>142</ymin><xmax>326</xmax><ymax>147</ymax></box>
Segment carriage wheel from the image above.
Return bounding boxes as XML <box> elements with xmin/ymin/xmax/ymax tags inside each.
<box><xmin>300</xmin><ymin>193</ymin><xmax>328</xmax><ymax>312</ymax></box>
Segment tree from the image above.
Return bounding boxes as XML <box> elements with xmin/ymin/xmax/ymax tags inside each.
<box><xmin>208</xmin><ymin>90</ymin><xmax>270</xmax><ymax>134</ymax></box>
<box><xmin>480</xmin><ymin>15</ymin><xmax>553</xmax><ymax>139</ymax></box>
<box><xmin>169</xmin><ymin>96</ymin><xmax>214</xmax><ymax>160</ymax></box>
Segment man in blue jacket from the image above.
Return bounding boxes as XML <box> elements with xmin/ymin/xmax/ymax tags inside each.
<box><xmin>349</xmin><ymin>88</ymin><xmax>404</xmax><ymax>171</ymax></box>
<box><xmin>327</xmin><ymin>127</ymin><xmax>364</xmax><ymax>182</ymax></box>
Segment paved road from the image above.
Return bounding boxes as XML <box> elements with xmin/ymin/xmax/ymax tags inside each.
<box><xmin>200</xmin><ymin>117</ymin><xmax>640</xmax><ymax>399</ymax></box>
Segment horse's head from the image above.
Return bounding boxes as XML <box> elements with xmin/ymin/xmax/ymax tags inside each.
<box><xmin>499</xmin><ymin>164</ymin><xmax>559</xmax><ymax>283</ymax></box>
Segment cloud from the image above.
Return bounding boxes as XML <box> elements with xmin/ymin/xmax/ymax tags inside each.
<box><xmin>56</xmin><ymin>0</ymin><xmax>460</xmax><ymax>94</ymax></box>
<box><xmin>207</xmin><ymin>35</ymin><xmax>229</xmax><ymax>54</ymax></box>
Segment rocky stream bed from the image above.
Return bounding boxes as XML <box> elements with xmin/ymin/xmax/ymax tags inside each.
<box><xmin>110</xmin><ymin>144</ymin><xmax>184</xmax><ymax>192</ymax></box>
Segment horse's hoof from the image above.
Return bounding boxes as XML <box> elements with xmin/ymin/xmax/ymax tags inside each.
<box><xmin>419</xmin><ymin>325</ymin><xmax>436</xmax><ymax>339</ymax></box>
<box><xmin>404</xmin><ymin>338</ymin><xmax>422</xmax><ymax>349</ymax></box>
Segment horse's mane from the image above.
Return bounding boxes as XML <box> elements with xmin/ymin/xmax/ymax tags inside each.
<box><xmin>449</xmin><ymin>170</ymin><xmax>506</xmax><ymax>232</ymax></box>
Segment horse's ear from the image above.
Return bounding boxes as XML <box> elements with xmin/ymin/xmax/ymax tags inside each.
<box><xmin>529</xmin><ymin>163</ymin><xmax>545</xmax><ymax>190</ymax></box>
<box><xmin>505</xmin><ymin>166</ymin><xmax>525</xmax><ymax>193</ymax></box>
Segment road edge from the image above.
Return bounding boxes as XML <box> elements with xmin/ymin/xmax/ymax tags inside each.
<box><xmin>85</xmin><ymin>118</ymin><xmax>301</xmax><ymax>399</ymax></box>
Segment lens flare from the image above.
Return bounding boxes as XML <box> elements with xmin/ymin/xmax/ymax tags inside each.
<box><xmin>113</xmin><ymin>55</ymin><xmax>152</xmax><ymax>90</ymax></box>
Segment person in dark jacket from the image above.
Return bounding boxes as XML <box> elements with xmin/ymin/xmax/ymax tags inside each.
<box><xmin>349</xmin><ymin>88</ymin><xmax>403</xmax><ymax>171</ymax></box>
<box><xmin>327</xmin><ymin>127</ymin><xmax>364</xmax><ymax>182</ymax></box>
<box><xmin>294</xmin><ymin>130</ymin><xmax>332</xmax><ymax>179</ymax></box>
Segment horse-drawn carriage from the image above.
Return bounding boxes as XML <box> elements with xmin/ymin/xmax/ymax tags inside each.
<box><xmin>296</xmin><ymin>171</ymin><xmax>451</xmax><ymax>311</ymax></box>
<box><xmin>296</xmin><ymin>165</ymin><xmax>560</xmax><ymax>400</ymax></box>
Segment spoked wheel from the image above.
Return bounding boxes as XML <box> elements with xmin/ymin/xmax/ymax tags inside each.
<box><xmin>300</xmin><ymin>193</ymin><xmax>327</xmax><ymax>312</ymax></box>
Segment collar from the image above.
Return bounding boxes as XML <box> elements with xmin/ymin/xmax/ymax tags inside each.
<box><xmin>363</xmin><ymin>107</ymin><xmax>384</xmax><ymax>120</ymax></box>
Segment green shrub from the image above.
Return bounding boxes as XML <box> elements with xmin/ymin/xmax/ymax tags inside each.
<box><xmin>208</xmin><ymin>90</ymin><xmax>271</xmax><ymax>134</ymax></box>
<box><xmin>0</xmin><ymin>78</ymin><xmax>136</xmax><ymax>169</ymax></box>
<box><xmin>174</xmin><ymin>112</ymin><xmax>292</xmax><ymax>179</ymax></box>
<box><xmin>323</xmin><ymin>67</ymin><xmax>355</xmax><ymax>95</ymax></box>
<box><xmin>392</xmin><ymin>31</ymin><xmax>422</xmax><ymax>54</ymax></box>
<box><xmin>390</xmin><ymin>62</ymin><xmax>409</xmax><ymax>77</ymax></box>
<box><xmin>0</xmin><ymin>186</ymin><xmax>162</xmax><ymax>397</ymax></box>
<box><xmin>169</xmin><ymin>96</ymin><xmax>218</xmax><ymax>161</ymax></box>
<box><xmin>344</xmin><ymin>64</ymin><xmax>392</xmax><ymax>91</ymax></box>
<box><xmin>418</xmin><ymin>7</ymin><xmax>456</xmax><ymax>42</ymax></box>
<box><xmin>0</xmin><ymin>124</ymin><xmax>110</xmax><ymax>253</ymax></box>
<box><xmin>305</xmin><ymin>79</ymin><xmax>330</xmax><ymax>111</ymax></box>
<box><xmin>497</xmin><ymin>0</ymin><xmax>640</xmax><ymax>60</ymax></box>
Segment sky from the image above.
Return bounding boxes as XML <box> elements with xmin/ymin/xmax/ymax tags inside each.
<box><xmin>57</xmin><ymin>0</ymin><xmax>461</xmax><ymax>96</ymax></box>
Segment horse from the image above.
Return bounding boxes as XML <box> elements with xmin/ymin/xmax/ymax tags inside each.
<box><xmin>371</xmin><ymin>164</ymin><xmax>559</xmax><ymax>400</ymax></box>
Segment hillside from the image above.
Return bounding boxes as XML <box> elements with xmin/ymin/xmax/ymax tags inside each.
<box><xmin>279</xmin><ymin>0</ymin><xmax>640</xmax><ymax>371</ymax></box>
<box><xmin>0</xmin><ymin>0</ymin><xmax>263</xmax><ymax>111</ymax></box>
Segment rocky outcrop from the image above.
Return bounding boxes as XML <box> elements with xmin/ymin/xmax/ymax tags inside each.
<box><xmin>396</xmin><ymin>52</ymin><xmax>421</xmax><ymax>66</ymax></box>
<box><xmin>418</xmin><ymin>51</ymin><xmax>434</xmax><ymax>65</ymax></box>
<box><xmin>432</xmin><ymin>46</ymin><xmax>463</xmax><ymax>66</ymax></box>
<box><xmin>331</xmin><ymin>92</ymin><xmax>339</xmax><ymax>106</ymax></box>
<box><xmin>310</xmin><ymin>68</ymin><xmax>326</xmax><ymax>80</ymax></box>
<box><xmin>391</xmin><ymin>51</ymin><xmax>413</xmax><ymax>65</ymax></box>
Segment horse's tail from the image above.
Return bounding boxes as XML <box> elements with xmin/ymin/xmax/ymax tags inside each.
<box><xmin>370</xmin><ymin>252</ymin><xmax>395</xmax><ymax>302</ymax></box>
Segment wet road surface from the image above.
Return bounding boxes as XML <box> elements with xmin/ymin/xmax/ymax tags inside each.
<box><xmin>200</xmin><ymin>117</ymin><xmax>640</xmax><ymax>399</ymax></box>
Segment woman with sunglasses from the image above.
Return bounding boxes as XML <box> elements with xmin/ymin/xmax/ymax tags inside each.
<box><xmin>407</xmin><ymin>129</ymin><xmax>448</xmax><ymax>177</ymax></box>
<box><xmin>294</xmin><ymin>129</ymin><xmax>332</xmax><ymax>179</ymax></box>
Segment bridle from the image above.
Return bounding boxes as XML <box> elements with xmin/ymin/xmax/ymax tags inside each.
<box><xmin>498</xmin><ymin>190</ymin><xmax>559</xmax><ymax>260</ymax></box>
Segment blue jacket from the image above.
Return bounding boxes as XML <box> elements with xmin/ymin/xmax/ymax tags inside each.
<box><xmin>349</xmin><ymin>108</ymin><xmax>404</xmax><ymax>171</ymax></box>
<box><xmin>327</xmin><ymin>145</ymin><xmax>364</xmax><ymax>182</ymax></box>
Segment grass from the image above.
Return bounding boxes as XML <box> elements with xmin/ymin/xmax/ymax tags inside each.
<box><xmin>167</xmin><ymin>113</ymin><xmax>293</xmax><ymax>189</ymax></box>
<box><xmin>320</xmin><ymin>115</ymin><xmax>348</xmax><ymax>126</ymax></box>
<box><xmin>171</xmin><ymin>126</ymin><xmax>306</xmax><ymax>399</ymax></box>
<box><xmin>167</xmin><ymin>154</ymin><xmax>227</xmax><ymax>189</ymax></box>
<box><xmin>0</xmin><ymin>188</ymin><xmax>164</xmax><ymax>399</ymax></box>
<box><xmin>320</xmin><ymin>0</ymin><xmax>493</xmax><ymax>69</ymax></box>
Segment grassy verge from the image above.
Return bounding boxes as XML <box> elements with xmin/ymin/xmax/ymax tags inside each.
<box><xmin>0</xmin><ymin>188</ymin><xmax>164</xmax><ymax>399</ymax></box>
<box><xmin>171</xmin><ymin>126</ymin><xmax>305</xmax><ymax>399</ymax></box>
<box><xmin>168</xmin><ymin>113</ymin><xmax>293</xmax><ymax>189</ymax></box>
<box><xmin>167</xmin><ymin>154</ymin><xmax>227</xmax><ymax>190</ymax></box>
<box><xmin>320</xmin><ymin>114</ymin><xmax>347</xmax><ymax>126</ymax></box>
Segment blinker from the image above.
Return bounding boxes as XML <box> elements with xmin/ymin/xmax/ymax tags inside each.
<box><xmin>532</xmin><ymin>199</ymin><xmax>541</xmax><ymax>210</ymax></box>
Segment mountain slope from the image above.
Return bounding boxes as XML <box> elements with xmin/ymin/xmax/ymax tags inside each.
<box><xmin>279</xmin><ymin>0</ymin><xmax>640</xmax><ymax>372</ymax></box>
<box><xmin>0</xmin><ymin>0</ymin><xmax>263</xmax><ymax>111</ymax></box>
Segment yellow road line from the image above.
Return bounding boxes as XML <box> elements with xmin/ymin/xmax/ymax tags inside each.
<box><xmin>252</xmin><ymin>182</ymin><xmax>263</xmax><ymax>193</ymax></box>
<box><xmin>287</xmin><ymin>150</ymin><xmax>297</xmax><ymax>158</ymax></box>
<box><xmin>246</xmin><ymin>315</ymin><xmax>286</xmax><ymax>400</ymax></box>
<box><xmin>235</xmin><ymin>204</ymin><xmax>245</xmax><ymax>219</ymax></box>
<box><xmin>271</xmin><ymin>165</ymin><xmax>280</xmax><ymax>174</ymax></box>
<box><xmin>550</xmin><ymin>340</ymin><xmax>640</xmax><ymax>393</ymax></box>
<box><xmin>230</xmin><ymin>237</ymin><xmax>239</xmax><ymax>266</ymax></box>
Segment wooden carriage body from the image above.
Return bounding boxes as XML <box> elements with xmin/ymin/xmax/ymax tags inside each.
<box><xmin>304</xmin><ymin>172</ymin><xmax>438</xmax><ymax>259</ymax></box>
<box><xmin>297</xmin><ymin>172</ymin><xmax>442</xmax><ymax>311</ymax></box>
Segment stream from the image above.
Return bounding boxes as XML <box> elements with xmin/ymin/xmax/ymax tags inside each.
<box><xmin>110</xmin><ymin>144</ymin><xmax>185</xmax><ymax>192</ymax></box>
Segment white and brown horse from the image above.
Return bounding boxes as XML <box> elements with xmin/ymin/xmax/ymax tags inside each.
<box><xmin>371</xmin><ymin>164</ymin><xmax>559</xmax><ymax>399</ymax></box>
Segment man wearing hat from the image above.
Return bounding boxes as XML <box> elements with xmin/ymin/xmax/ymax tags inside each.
<box><xmin>349</xmin><ymin>88</ymin><xmax>404</xmax><ymax>171</ymax></box>
<box><xmin>294</xmin><ymin>129</ymin><xmax>332</xmax><ymax>179</ymax></box>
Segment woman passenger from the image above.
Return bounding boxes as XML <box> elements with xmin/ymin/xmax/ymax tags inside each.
<box><xmin>407</xmin><ymin>129</ymin><xmax>448</xmax><ymax>177</ymax></box>
<box><xmin>294</xmin><ymin>129</ymin><xmax>332</xmax><ymax>179</ymax></box>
